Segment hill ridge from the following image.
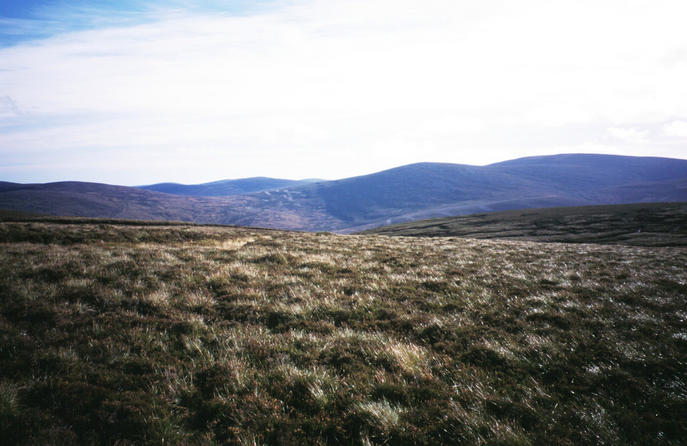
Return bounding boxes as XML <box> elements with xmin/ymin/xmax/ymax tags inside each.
<box><xmin>2</xmin><ymin>153</ymin><xmax>687</xmax><ymax>231</ymax></box>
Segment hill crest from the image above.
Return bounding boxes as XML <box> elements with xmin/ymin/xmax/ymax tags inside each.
<box><xmin>2</xmin><ymin>154</ymin><xmax>687</xmax><ymax>231</ymax></box>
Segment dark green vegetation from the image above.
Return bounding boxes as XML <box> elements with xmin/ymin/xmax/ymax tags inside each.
<box><xmin>361</xmin><ymin>202</ymin><xmax>687</xmax><ymax>247</ymax></box>
<box><xmin>1</xmin><ymin>220</ymin><xmax>686</xmax><ymax>444</ymax></box>
<box><xmin>0</xmin><ymin>209</ymin><xmax>41</xmax><ymax>219</ymax></box>
<box><xmin>2</xmin><ymin>154</ymin><xmax>687</xmax><ymax>231</ymax></box>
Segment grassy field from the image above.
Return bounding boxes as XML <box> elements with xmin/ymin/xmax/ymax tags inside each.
<box><xmin>1</xmin><ymin>220</ymin><xmax>686</xmax><ymax>444</ymax></box>
<box><xmin>360</xmin><ymin>202</ymin><xmax>687</xmax><ymax>247</ymax></box>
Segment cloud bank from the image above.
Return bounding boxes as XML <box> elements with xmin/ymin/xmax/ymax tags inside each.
<box><xmin>1</xmin><ymin>0</ymin><xmax>687</xmax><ymax>184</ymax></box>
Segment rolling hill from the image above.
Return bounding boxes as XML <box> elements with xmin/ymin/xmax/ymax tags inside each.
<box><xmin>1</xmin><ymin>154</ymin><xmax>687</xmax><ymax>231</ymax></box>
<box><xmin>0</xmin><ymin>181</ymin><xmax>340</xmax><ymax>230</ymax></box>
<box><xmin>138</xmin><ymin>177</ymin><xmax>322</xmax><ymax>197</ymax></box>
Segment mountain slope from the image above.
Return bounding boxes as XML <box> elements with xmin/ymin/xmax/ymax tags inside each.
<box><xmin>0</xmin><ymin>181</ymin><xmax>342</xmax><ymax>230</ymax></box>
<box><xmin>138</xmin><ymin>177</ymin><xmax>321</xmax><ymax>197</ymax></box>
<box><xmin>306</xmin><ymin>155</ymin><xmax>687</xmax><ymax>230</ymax></box>
<box><xmin>2</xmin><ymin>154</ymin><xmax>687</xmax><ymax>231</ymax></box>
<box><xmin>488</xmin><ymin>154</ymin><xmax>687</xmax><ymax>191</ymax></box>
<box><xmin>309</xmin><ymin>162</ymin><xmax>543</xmax><ymax>224</ymax></box>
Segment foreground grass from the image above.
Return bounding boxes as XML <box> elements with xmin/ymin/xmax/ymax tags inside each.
<box><xmin>1</xmin><ymin>221</ymin><xmax>686</xmax><ymax>445</ymax></box>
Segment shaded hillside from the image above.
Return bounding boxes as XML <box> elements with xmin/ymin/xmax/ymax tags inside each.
<box><xmin>138</xmin><ymin>177</ymin><xmax>321</xmax><ymax>197</ymax></box>
<box><xmin>1</xmin><ymin>220</ymin><xmax>686</xmax><ymax>444</ymax></box>
<box><xmin>360</xmin><ymin>202</ymin><xmax>687</xmax><ymax>246</ymax></box>
<box><xmin>313</xmin><ymin>154</ymin><xmax>687</xmax><ymax>229</ymax></box>
<box><xmin>310</xmin><ymin>162</ymin><xmax>544</xmax><ymax>225</ymax></box>
<box><xmin>0</xmin><ymin>181</ymin><xmax>224</xmax><ymax>222</ymax></box>
<box><xmin>489</xmin><ymin>153</ymin><xmax>687</xmax><ymax>193</ymax></box>
<box><xmin>0</xmin><ymin>181</ymin><xmax>343</xmax><ymax>231</ymax></box>
<box><xmin>2</xmin><ymin>154</ymin><xmax>687</xmax><ymax>231</ymax></box>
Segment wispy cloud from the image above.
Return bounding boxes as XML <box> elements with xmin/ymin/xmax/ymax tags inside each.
<box><xmin>0</xmin><ymin>95</ymin><xmax>22</xmax><ymax>117</ymax></box>
<box><xmin>1</xmin><ymin>0</ymin><xmax>687</xmax><ymax>184</ymax></box>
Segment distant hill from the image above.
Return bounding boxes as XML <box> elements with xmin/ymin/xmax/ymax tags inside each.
<box><xmin>138</xmin><ymin>177</ymin><xmax>322</xmax><ymax>197</ymax></box>
<box><xmin>320</xmin><ymin>154</ymin><xmax>687</xmax><ymax>231</ymax></box>
<box><xmin>0</xmin><ymin>181</ymin><xmax>341</xmax><ymax>230</ymax></box>
<box><xmin>1</xmin><ymin>154</ymin><xmax>687</xmax><ymax>231</ymax></box>
<box><xmin>359</xmin><ymin>202</ymin><xmax>687</xmax><ymax>246</ymax></box>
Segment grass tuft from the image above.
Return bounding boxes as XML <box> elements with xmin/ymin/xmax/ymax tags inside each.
<box><xmin>0</xmin><ymin>220</ymin><xmax>685</xmax><ymax>444</ymax></box>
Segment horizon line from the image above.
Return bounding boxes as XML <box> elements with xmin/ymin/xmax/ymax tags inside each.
<box><xmin>3</xmin><ymin>152</ymin><xmax>687</xmax><ymax>187</ymax></box>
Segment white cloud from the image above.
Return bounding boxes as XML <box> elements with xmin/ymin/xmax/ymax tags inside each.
<box><xmin>663</xmin><ymin>120</ymin><xmax>687</xmax><ymax>137</ymax></box>
<box><xmin>606</xmin><ymin>127</ymin><xmax>649</xmax><ymax>143</ymax></box>
<box><xmin>2</xmin><ymin>0</ymin><xmax>687</xmax><ymax>184</ymax></box>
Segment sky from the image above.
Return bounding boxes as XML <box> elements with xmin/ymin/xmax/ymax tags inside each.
<box><xmin>1</xmin><ymin>0</ymin><xmax>687</xmax><ymax>185</ymax></box>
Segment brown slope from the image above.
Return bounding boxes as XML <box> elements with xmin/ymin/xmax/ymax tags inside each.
<box><xmin>359</xmin><ymin>202</ymin><xmax>687</xmax><ymax>246</ymax></box>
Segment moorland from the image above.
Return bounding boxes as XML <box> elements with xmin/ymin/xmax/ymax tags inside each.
<box><xmin>1</xmin><ymin>217</ymin><xmax>686</xmax><ymax>444</ymax></box>
<box><xmin>361</xmin><ymin>202</ymin><xmax>687</xmax><ymax>247</ymax></box>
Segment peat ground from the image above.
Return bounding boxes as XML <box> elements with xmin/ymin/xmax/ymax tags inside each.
<box><xmin>360</xmin><ymin>202</ymin><xmax>687</xmax><ymax>247</ymax></box>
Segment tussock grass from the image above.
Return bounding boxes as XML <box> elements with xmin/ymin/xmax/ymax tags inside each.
<box><xmin>1</xmin><ymin>221</ymin><xmax>686</xmax><ymax>444</ymax></box>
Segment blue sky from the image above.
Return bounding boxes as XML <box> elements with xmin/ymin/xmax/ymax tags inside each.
<box><xmin>1</xmin><ymin>1</ymin><xmax>145</xmax><ymax>46</ymax></box>
<box><xmin>2</xmin><ymin>0</ymin><xmax>687</xmax><ymax>185</ymax></box>
<box><xmin>0</xmin><ymin>0</ymin><xmax>274</xmax><ymax>46</ymax></box>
